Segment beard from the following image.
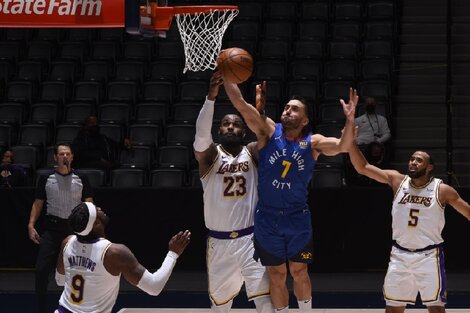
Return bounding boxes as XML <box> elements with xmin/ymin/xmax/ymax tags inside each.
<box><xmin>219</xmin><ymin>134</ymin><xmax>243</xmax><ymax>147</ymax></box>
<box><xmin>281</xmin><ymin>115</ymin><xmax>300</xmax><ymax>130</ymax></box>
<box><xmin>408</xmin><ymin>167</ymin><xmax>427</xmax><ymax>179</ymax></box>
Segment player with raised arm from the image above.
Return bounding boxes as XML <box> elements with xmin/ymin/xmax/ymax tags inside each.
<box><xmin>193</xmin><ymin>72</ymin><xmax>273</xmax><ymax>313</ymax></box>
<box><xmin>54</xmin><ymin>202</ymin><xmax>190</xmax><ymax>313</ymax></box>
<box><xmin>222</xmin><ymin>78</ymin><xmax>358</xmax><ymax>313</ymax></box>
<box><xmin>348</xmin><ymin>142</ymin><xmax>470</xmax><ymax>313</ymax></box>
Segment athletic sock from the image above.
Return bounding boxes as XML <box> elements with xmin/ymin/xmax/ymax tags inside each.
<box><xmin>298</xmin><ymin>298</ymin><xmax>311</xmax><ymax>312</ymax></box>
<box><xmin>275</xmin><ymin>306</ymin><xmax>289</xmax><ymax>313</ymax></box>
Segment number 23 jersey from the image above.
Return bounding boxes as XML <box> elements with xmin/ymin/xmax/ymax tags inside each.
<box><xmin>201</xmin><ymin>144</ymin><xmax>258</xmax><ymax>231</ymax></box>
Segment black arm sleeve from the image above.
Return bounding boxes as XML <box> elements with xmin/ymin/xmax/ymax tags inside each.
<box><xmin>78</xmin><ymin>174</ymin><xmax>94</xmax><ymax>199</ymax></box>
<box><xmin>35</xmin><ymin>175</ymin><xmax>48</xmax><ymax>200</ymax></box>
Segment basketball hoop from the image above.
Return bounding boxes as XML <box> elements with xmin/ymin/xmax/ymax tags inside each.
<box><xmin>142</xmin><ymin>4</ymin><xmax>239</xmax><ymax>73</ymax></box>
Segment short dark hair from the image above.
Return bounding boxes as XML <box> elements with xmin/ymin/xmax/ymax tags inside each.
<box><xmin>54</xmin><ymin>143</ymin><xmax>73</xmax><ymax>155</ymax></box>
<box><xmin>68</xmin><ymin>203</ymin><xmax>89</xmax><ymax>234</ymax></box>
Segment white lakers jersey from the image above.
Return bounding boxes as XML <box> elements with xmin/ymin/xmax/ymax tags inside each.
<box><xmin>59</xmin><ymin>236</ymin><xmax>120</xmax><ymax>313</ymax></box>
<box><xmin>202</xmin><ymin>145</ymin><xmax>258</xmax><ymax>231</ymax></box>
<box><xmin>392</xmin><ymin>176</ymin><xmax>445</xmax><ymax>249</ymax></box>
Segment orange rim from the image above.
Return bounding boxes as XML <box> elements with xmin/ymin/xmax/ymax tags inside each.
<box><xmin>173</xmin><ymin>5</ymin><xmax>239</xmax><ymax>15</ymax></box>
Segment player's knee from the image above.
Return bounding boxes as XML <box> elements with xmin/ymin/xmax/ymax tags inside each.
<box><xmin>210</xmin><ymin>300</ymin><xmax>232</xmax><ymax>313</ymax></box>
<box><xmin>254</xmin><ymin>295</ymin><xmax>274</xmax><ymax>313</ymax></box>
<box><xmin>267</xmin><ymin>266</ymin><xmax>287</xmax><ymax>284</ymax></box>
<box><xmin>426</xmin><ymin>303</ymin><xmax>446</xmax><ymax>313</ymax></box>
<box><xmin>289</xmin><ymin>264</ymin><xmax>308</xmax><ymax>281</ymax></box>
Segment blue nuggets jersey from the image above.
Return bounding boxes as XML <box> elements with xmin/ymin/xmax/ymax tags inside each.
<box><xmin>258</xmin><ymin>123</ymin><xmax>316</xmax><ymax>210</ymax></box>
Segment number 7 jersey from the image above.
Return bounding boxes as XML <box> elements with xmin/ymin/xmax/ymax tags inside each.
<box><xmin>392</xmin><ymin>176</ymin><xmax>445</xmax><ymax>250</ymax></box>
<box><xmin>258</xmin><ymin>123</ymin><xmax>316</xmax><ymax>210</ymax></box>
<box><xmin>201</xmin><ymin>144</ymin><xmax>258</xmax><ymax>231</ymax></box>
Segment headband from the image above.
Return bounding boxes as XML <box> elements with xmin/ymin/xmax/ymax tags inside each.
<box><xmin>77</xmin><ymin>202</ymin><xmax>97</xmax><ymax>236</ymax></box>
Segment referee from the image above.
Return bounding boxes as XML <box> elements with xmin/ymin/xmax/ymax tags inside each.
<box><xmin>28</xmin><ymin>143</ymin><xmax>93</xmax><ymax>313</ymax></box>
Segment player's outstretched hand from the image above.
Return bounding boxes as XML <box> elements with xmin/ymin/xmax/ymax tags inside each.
<box><xmin>208</xmin><ymin>72</ymin><xmax>223</xmax><ymax>100</ymax></box>
<box><xmin>340</xmin><ymin>87</ymin><xmax>358</xmax><ymax>121</ymax></box>
<box><xmin>255</xmin><ymin>81</ymin><xmax>266</xmax><ymax>115</ymax></box>
<box><xmin>168</xmin><ymin>230</ymin><xmax>191</xmax><ymax>256</ymax></box>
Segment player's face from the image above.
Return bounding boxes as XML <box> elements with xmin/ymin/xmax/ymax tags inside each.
<box><xmin>95</xmin><ymin>207</ymin><xmax>109</xmax><ymax>227</ymax></box>
<box><xmin>408</xmin><ymin>151</ymin><xmax>431</xmax><ymax>178</ymax></box>
<box><xmin>281</xmin><ymin>100</ymin><xmax>309</xmax><ymax>130</ymax></box>
<box><xmin>219</xmin><ymin>115</ymin><xmax>245</xmax><ymax>146</ymax></box>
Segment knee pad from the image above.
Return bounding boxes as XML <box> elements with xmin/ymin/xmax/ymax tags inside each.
<box><xmin>210</xmin><ymin>299</ymin><xmax>233</xmax><ymax>313</ymax></box>
<box><xmin>254</xmin><ymin>296</ymin><xmax>274</xmax><ymax>313</ymax></box>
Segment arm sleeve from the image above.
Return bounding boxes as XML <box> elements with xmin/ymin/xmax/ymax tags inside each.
<box><xmin>136</xmin><ymin>251</ymin><xmax>178</xmax><ymax>296</ymax></box>
<box><xmin>35</xmin><ymin>175</ymin><xmax>48</xmax><ymax>200</ymax></box>
<box><xmin>78</xmin><ymin>174</ymin><xmax>94</xmax><ymax>199</ymax></box>
<box><xmin>193</xmin><ymin>97</ymin><xmax>215</xmax><ymax>152</ymax></box>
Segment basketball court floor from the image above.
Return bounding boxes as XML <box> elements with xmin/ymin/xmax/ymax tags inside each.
<box><xmin>118</xmin><ymin>308</ymin><xmax>470</xmax><ymax>313</ymax></box>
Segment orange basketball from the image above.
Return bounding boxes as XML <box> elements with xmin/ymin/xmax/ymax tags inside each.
<box><xmin>216</xmin><ymin>48</ymin><xmax>253</xmax><ymax>84</ymax></box>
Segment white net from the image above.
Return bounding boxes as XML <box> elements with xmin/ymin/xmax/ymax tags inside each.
<box><xmin>176</xmin><ymin>8</ymin><xmax>239</xmax><ymax>73</ymax></box>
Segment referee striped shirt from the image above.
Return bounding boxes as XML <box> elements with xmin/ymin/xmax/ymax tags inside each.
<box><xmin>36</xmin><ymin>171</ymin><xmax>93</xmax><ymax>219</ymax></box>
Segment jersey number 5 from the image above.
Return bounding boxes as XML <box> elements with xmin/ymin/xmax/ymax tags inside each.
<box><xmin>408</xmin><ymin>208</ymin><xmax>420</xmax><ymax>227</ymax></box>
<box><xmin>70</xmin><ymin>274</ymin><xmax>85</xmax><ymax>304</ymax></box>
<box><xmin>224</xmin><ymin>176</ymin><xmax>247</xmax><ymax>197</ymax></box>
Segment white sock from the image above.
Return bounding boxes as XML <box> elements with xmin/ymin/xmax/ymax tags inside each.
<box><xmin>298</xmin><ymin>298</ymin><xmax>311</xmax><ymax>312</ymax></box>
<box><xmin>275</xmin><ymin>306</ymin><xmax>289</xmax><ymax>313</ymax></box>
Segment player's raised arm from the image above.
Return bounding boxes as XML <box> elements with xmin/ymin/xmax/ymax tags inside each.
<box><xmin>222</xmin><ymin>79</ymin><xmax>275</xmax><ymax>143</ymax></box>
<box><xmin>193</xmin><ymin>72</ymin><xmax>222</xmax><ymax>174</ymax></box>
<box><xmin>107</xmin><ymin>230</ymin><xmax>190</xmax><ymax>296</ymax></box>
<box><xmin>439</xmin><ymin>184</ymin><xmax>470</xmax><ymax>220</ymax></box>
<box><xmin>349</xmin><ymin>142</ymin><xmax>403</xmax><ymax>187</ymax></box>
<box><xmin>312</xmin><ymin>88</ymin><xmax>358</xmax><ymax>156</ymax></box>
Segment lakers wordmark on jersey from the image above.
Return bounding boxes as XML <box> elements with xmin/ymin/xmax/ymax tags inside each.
<box><xmin>392</xmin><ymin>176</ymin><xmax>445</xmax><ymax>250</ymax></box>
<box><xmin>201</xmin><ymin>145</ymin><xmax>258</xmax><ymax>231</ymax></box>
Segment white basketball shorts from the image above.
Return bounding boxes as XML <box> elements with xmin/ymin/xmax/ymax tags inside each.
<box><xmin>206</xmin><ymin>234</ymin><xmax>270</xmax><ymax>306</ymax></box>
<box><xmin>383</xmin><ymin>245</ymin><xmax>447</xmax><ymax>307</ymax></box>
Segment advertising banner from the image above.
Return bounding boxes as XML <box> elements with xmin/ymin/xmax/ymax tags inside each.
<box><xmin>0</xmin><ymin>0</ymin><xmax>124</xmax><ymax>27</ymax></box>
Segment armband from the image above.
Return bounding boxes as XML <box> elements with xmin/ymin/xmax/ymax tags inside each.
<box><xmin>193</xmin><ymin>97</ymin><xmax>215</xmax><ymax>152</ymax></box>
<box><xmin>136</xmin><ymin>251</ymin><xmax>179</xmax><ymax>296</ymax></box>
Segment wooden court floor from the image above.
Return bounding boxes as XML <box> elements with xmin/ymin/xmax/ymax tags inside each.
<box><xmin>117</xmin><ymin>309</ymin><xmax>469</xmax><ymax>313</ymax></box>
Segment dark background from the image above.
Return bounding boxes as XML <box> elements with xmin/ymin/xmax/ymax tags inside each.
<box><xmin>2</xmin><ymin>187</ymin><xmax>469</xmax><ymax>272</ymax></box>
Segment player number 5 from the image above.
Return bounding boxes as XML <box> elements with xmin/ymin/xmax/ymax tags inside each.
<box><xmin>408</xmin><ymin>208</ymin><xmax>420</xmax><ymax>227</ymax></box>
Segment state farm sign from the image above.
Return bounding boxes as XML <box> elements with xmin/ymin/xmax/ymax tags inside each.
<box><xmin>0</xmin><ymin>0</ymin><xmax>124</xmax><ymax>27</ymax></box>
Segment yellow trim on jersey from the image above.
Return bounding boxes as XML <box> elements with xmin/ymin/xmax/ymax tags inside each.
<box><xmin>206</xmin><ymin>237</ymin><xmax>241</xmax><ymax>306</ymax></box>
<box><xmin>200</xmin><ymin>147</ymin><xmax>221</xmax><ymax>181</ymax></box>
<box><xmin>422</xmin><ymin>248</ymin><xmax>442</xmax><ymax>303</ymax></box>
<box><xmin>393</xmin><ymin>176</ymin><xmax>408</xmax><ymax>202</ymax></box>
<box><xmin>247</xmin><ymin>290</ymin><xmax>270</xmax><ymax>300</ymax></box>
<box><xmin>435</xmin><ymin>179</ymin><xmax>445</xmax><ymax>209</ymax></box>
<box><xmin>383</xmin><ymin>292</ymin><xmax>416</xmax><ymax>304</ymax></box>
<box><xmin>409</xmin><ymin>176</ymin><xmax>434</xmax><ymax>189</ymax></box>
<box><xmin>244</xmin><ymin>145</ymin><xmax>258</xmax><ymax>169</ymax></box>
<box><xmin>101</xmin><ymin>241</ymin><xmax>113</xmax><ymax>262</ymax></box>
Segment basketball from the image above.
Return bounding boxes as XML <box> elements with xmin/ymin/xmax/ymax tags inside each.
<box><xmin>216</xmin><ymin>48</ymin><xmax>253</xmax><ymax>84</ymax></box>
